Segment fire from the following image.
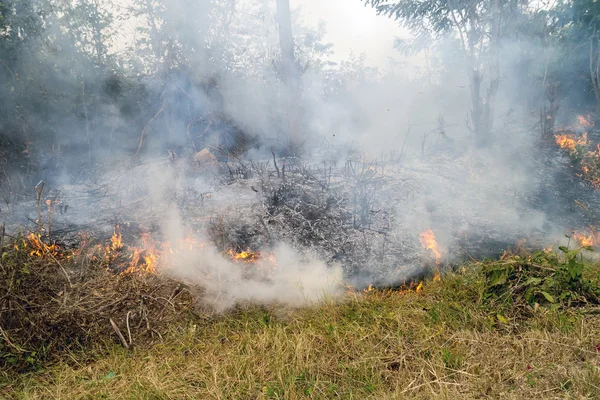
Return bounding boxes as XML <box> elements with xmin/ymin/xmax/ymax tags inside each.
<box><xmin>101</xmin><ymin>227</ymin><xmax>161</xmax><ymax>275</ymax></box>
<box><xmin>433</xmin><ymin>271</ymin><xmax>441</xmax><ymax>281</ymax></box>
<box><xmin>555</xmin><ymin>131</ymin><xmax>600</xmax><ymax>189</ymax></box>
<box><xmin>100</xmin><ymin>226</ymin><xmax>272</xmax><ymax>275</ymax></box>
<box><xmin>555</xmin><ymin>132</ymin><xmax>587</xmax><ymax>154</ymax></box>
<box><xmin>109</xmin><ymin>226</ymin><xmax>123</xmax><ymax>251</ymax></box>
<box><xmin>25</xmin><ymin>233</ymin><xmax>61</xmax><ymax>258</ymax></box>
<box><xmin>572</xmin><ymin>230</ymin><xmax>597</xmax><ymax>248</ymax></box>
<box><xmin>228</xmin><ymin>248</ymin><xmax>260</xmax><ymax>262</ymax></box>
<box><xmin>358</xmin><ymin>277</ymin><xmax>434</xmax><ymax>295</ymax></box>
<box><xmin>415</xmin><ymin>281</ymin><xmax>423</xmax><ymax>292</ymax></box>
<box><xmin>577</xmin><ymin>114</ymin><xmax>594</xmax><ymax>129</ymax></box>
<box><xmin>554</xmin><ymin>116</ymin><xmax>600</xmax><ymax>189</ymax></box>
<box><xmin>419</xmin><ymin>229</ymin><xmax>441</xmax><ymax>262</ymax></box>
<box><xmin>122</xmin><ymin>233</ymin><xmax>159</xmax><ymax>274</ymax></box>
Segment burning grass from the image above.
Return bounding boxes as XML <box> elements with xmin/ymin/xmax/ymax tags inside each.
<box><xmin>2</xmin><ymin>231</ymin><xmax>600</xmax><ymax>399</ymax></box>
<box><xmin>0</xmin><ymin>233</ymin><xmax>197</xmax><ymax>374</ymax></box>
<box><xmin>3</xmin><ymin>254</ymin><xmax>600</xmax><ymax>399</ymax></box>
<box><xmin>554</xmin><ymin>115</ymin><xmax>600</xmax><ymax>188</ymax></box>
<box><xmin>0</xmin><ymin>225</ymin><xmax>338</xmax><ymax>376</ymax></box>
<box><xmin>419</xmin><ymin>228</ymin><xmax>442</xmax><ymax>263</ymax></box>
<box><xmin>572</xmin><ymin>228</ymin><xmax>599</xmax><ymax>248</ymax></box>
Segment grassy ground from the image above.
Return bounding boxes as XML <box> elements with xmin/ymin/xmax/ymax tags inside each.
<box><xmin>2</xmin><ymin>256</ymin><xmax>600</xmax><ymax>400</ymax></box>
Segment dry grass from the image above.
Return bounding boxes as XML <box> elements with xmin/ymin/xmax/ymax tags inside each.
<box><xmin>0</xmin><ymin>234</ymin><xmax>196</xmax><ymax>375</ymax></box>
<box><xmin>3</xmin><ymin>268</ymin><xmax>600</xmax><ymax>399</ymax></box>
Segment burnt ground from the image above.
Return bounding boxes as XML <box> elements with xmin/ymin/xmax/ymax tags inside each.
<box><xmin>1</xmin><ymin>132</ymin><xmax>599</xmax><ymax>289</ymax></box>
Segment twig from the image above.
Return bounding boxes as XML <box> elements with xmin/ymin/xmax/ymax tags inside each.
<box><xmin>272</xmin><ymin>151</ymin><xmax>280</xmax><ymax>178</ymax></box>
<box><xmin>135</xmin><ymin>106</ymin><xmax>164</xmax><ymax>157</ymax></box>
<box><xmin>82</xmin><ymin>78</ymin><xmax>92</xmax><ymax>164</ymax></box>
<box><xmin>151</xmin><ymin>329</ymin><xmax>164</xmax><ymax>342</ymax></box>
<box><xmin>168</xmin><ymin>283</ymin><xmax>183</xmax><ymax>302</ymax></box>
<box><xmin>0</xmin><ymin>58</ymin><xmax>16</xmax><ymax>82</ymax></box>
<box><xmin>258</xmin><ymin>215</ymin><xmax>272</xmax><ymax>245</ymax></box>
<box><xmin>43</xmin><ymin>244</ymin><xmax>73</xmax><ymax>288</ymax></box>
<box><xmin>0</xmin><ymin>325</ymin><xmax>26</xmax><ymax>353</ymax></box>
<box><xmin>94</xmin><ymin>294</ymin><xmax>129</xmax><ymax>314</ymax></box>
<box><xmin>110</xmin><ymin>318</ymin><xmax>130</xmax><ymax>349</ymax></box>
<box><xmin>126</xmin><ymin>311</ymin><xmax>133</xmax><ymax>346</ymax></box>
<box><xmin>35</xmin><ymin>181</ymin><xmax>45</xmax><ymax>235</ymax></box>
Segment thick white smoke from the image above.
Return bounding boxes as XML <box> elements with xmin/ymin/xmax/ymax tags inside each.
<box><xmin>0</xmin><ymin>0</ymin><xmax>591</xmax><ymax>309</ymax></box>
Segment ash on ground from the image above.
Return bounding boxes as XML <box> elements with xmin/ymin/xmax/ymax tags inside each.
<box><xmin>2</xmin><ymin>135</ymin><xmax>597</xmax><ymax>288</ymax></box>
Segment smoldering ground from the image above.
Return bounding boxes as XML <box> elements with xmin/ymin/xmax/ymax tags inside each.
<box><xmin>0</xmin><ymin>0</ymin><xmax>598</xmax><ymax>311</ymax></box>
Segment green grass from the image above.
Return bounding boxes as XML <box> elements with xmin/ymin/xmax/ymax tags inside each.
<box><xmin>3</xmin><ymin>259</ymin><xmax>600</xmax><ymax>400</ymax></box>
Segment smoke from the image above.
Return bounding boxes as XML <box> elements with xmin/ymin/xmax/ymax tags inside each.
<box><xmin>1</xmin><ymin>0</ymin><xmax>596</xmax><ymax>308</ymax></box>
<box><xmin>139</xmin><ymin>162</ymin><xmax>343</xmax><ymax>312</ymax></box>
<box><xmin>162</xmin><ymin>240</ymin><xmax>344</xmax><ymax>312</ymax></box>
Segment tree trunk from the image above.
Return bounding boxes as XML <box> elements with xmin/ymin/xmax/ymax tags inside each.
<box><xmin>91</xmin><ymin>0</ymin><xmax>105</xmax><ymax>66</ymax></box>
<box><xmin>470</xmin><ymin>70</ymin><xmax>485</xmax><ymax>146</ymax></box>
<box><xmin>470</xmin><ymin>0</ymin><xmax>500</xmax><ymax>148</ymax></box>
<box><xmin>275</xmin><ymin>0</ymin><xmax>301</xmax><ymax>153</ymax></box>
<box><xmin>541</xmin><ymin>84</ymin><xmax>559</xmax><ymax>141</ymax></box>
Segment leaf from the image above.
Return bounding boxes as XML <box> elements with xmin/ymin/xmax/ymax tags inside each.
<box><xmin>497</xmin><ymin>314</ymin><xmax>509</xmax><ymax>324</ymax></box>
<box><xmin>490</xmin><ymin>271</ymin><xmax>508</xmax><ymax>286</ymax></box>
<box><xmin>566</xmin><ymin>249</ymin><xmax>580</xmax><ymax>260</ymax></box>
<box><xmin>540</xmin><ymin>291</ymin><xmax>555</xmax><ymax>303</ymax></box>
<box><xmin>568</xmin><ymin>259</ymin><xmax>584</xmax><ymax>280</ymax></box>
<box><xmin>525</xmin><ymin>277</ymin><xmax>542</xmax><ymax>286</ymax></box>
<box><xmin>559</xmin><ymin>291</ymin><xmax>571</xmax><ymax>300</ymax></box>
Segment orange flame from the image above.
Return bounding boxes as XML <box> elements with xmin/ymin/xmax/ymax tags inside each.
<box><xmin>100</xmin><ymin>228</ymin><xmax>276</xmax><ymax>275</ymax></box>
<box><xmin>555</xmin><ymin>132</ymin><xmax>587</xmax><ymax>154</ymax></box>
<box><xmin>110</xmin><ymin>226</ymin><xmax>123</xmax><ymax>252</ymax></box>
<box><xmin>228</xmin><ymin>248</ymin><xmax>260</xmax><ymax>262</ymax></box>
<box><xmin>26</xmin><ymin>233</ymin><xmax>60</xmax><ymax>258</ymax></box>
<box><xmin>415</xmin><ymin>281</ymin><xmax>423</xmax><ymax>292</ymax></box>
<box><xmin>577</xmin><ymin>114</ymin><xmax>594</xmax><ymax>129</ymax></box>
<box><xmin>572</xmin><ymin>230</ymin><xmax>597</xmax><ymax>248</ymax></box>
<box><xmin>419</xmin><ymin>229</ymin><xmax>441</xmax><ymax>262</ymax></box>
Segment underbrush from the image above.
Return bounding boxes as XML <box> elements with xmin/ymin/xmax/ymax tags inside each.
<box><xmin>1</xmin><ymin>237</ymin><xmax>600</xmax><ymax>399</ymax></box>
<box><xmin>480</xmin><ymin>246</ymin><xmax>600</xmax><ymax>323</ymax></box>
<box><xmin>0</xmin><ymin>234</ymin><xmax>195</xmax><ymax>375</ymax></box>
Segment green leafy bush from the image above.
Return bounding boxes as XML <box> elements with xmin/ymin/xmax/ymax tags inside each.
<box><xmin>482</xmin><ymin>246</ymin><xmax>600</xmax><ymax>310</ymax></box>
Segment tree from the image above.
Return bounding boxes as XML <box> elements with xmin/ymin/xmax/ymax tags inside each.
<box><xmin>553</xmin><ymin>0</ymin><xmax>600</xmax><ymax>114</ymax></box>
<box><xmin>276</xmin><ymin>0</ymin><xmax>302</xmax><ymax>152</ymax></box>
<box><xmin>364</xmin><ymin>0</ymin><xmax>518</xmax><ymax>147</ymax></box>
<box><xmin>0</xmin><ymin>0</ymin><xmax>335</xmax><ymax>174</ymax></box>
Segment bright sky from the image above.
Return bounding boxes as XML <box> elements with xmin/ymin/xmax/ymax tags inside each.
<box><xmin>291</xmin><ymin>0</ymin><xmax>408</xmax><ymax>66</ymax></box>
<box><xmin>113</xmin><ymin>0</ymin><xmax>409</xmax><ymax>68</ymax></box>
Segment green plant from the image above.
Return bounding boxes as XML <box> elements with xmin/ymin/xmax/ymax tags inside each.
<box><xmin>482</xmin><ymin>246</ymin><xmax>600</xmax><ymax>311</ymax></box>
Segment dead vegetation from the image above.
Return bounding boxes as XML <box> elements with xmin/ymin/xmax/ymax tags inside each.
<box><xmin>2</xmin><ymin>257</ymin><xmax>600</xmax><ymax>399</ymax></box>
<box><xmin>0</xmin><ymin>233</ymin><xmax>196</xmax><ymax>374</ymax></box>
<box><xmin>1</xmin><ymin>156</ymin><xmax>600</xmax><ymax>397</ymax></box>
<box><xmin>2</xmin><ymin>124</ymin><xmax>600</xmax><ymax>398</ymax></box>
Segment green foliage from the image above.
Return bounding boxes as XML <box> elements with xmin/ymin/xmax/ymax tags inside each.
<box><xmin>482</xmin><ymin>247</ymin><xmax>600</xmax><ymax>311</ymax></box>
<box><xmin>0</xmin><ymin>348</ymin><xmax>42</xmax><ymax>374</ymax></box>
<box><xmin>441</xmin><ymin>348</ymin><xmax>462</xmax><ymax>370</ymax></box>
<box><xmin>364</xmin><ymin>0</ymin><xmax>454</xmax><ymax>39</ymax></box>
<box><xmin>363</xmin><ymin>0</ymin><xmax>526</xmax><ymax>52</ymax></box>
